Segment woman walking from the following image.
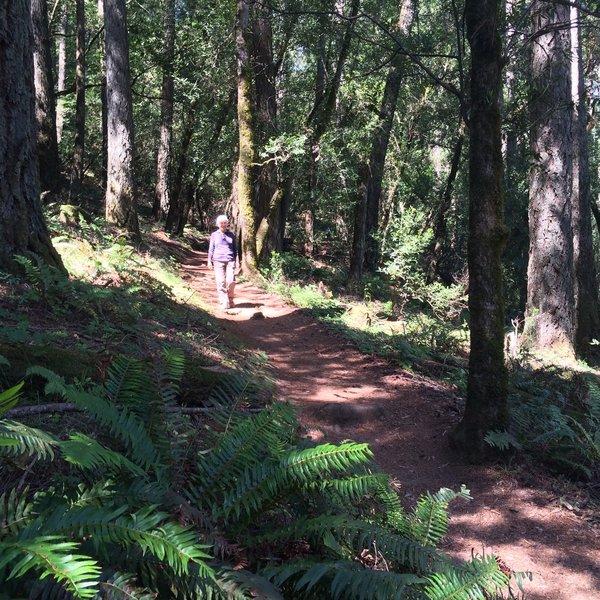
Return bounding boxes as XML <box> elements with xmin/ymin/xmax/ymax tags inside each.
<box><xmin>207</xmin><ymin>215</ymin><xmax>239</xmax><ymax>309</ymax></box>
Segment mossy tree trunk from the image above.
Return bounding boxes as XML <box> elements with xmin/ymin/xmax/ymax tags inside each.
<box><xmin>104</xmin><ymin>0</ymin><xmax>140</xmax><ymax>235</ymax></box>
<box><xmin>235</xmin><ymin>0</ymin><xmax>258</xmax><ymax>275</ymax></box>
<box><xmin>30</xmin><ymin>0</ymin><xmax>61</xmax><ymax>192</ymax></box>
<box><xmin>0</xmin><ymin>0</ymin><xmax>65</xmax><ymax>274</ymax></box>
<box><xmin>450</xmin><ymin>0</ymin><xmax>508</xmax><ymax>459</ymax></box>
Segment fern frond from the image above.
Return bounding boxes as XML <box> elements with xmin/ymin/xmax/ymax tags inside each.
<box><xmin>97</xmin><ymin>571</ymin><xmax>155</xmax><ymax>599</ymax></box>
<box><xmin>220</xmin><ymin>442</ymin><xmax>373</xmax><ymax>520</ymax></box>
<box><xmin>409</xmin><ymin>487</ymin><xmax>470</xmax><ymax>547</ymax></box>
<box><xmin>192</xmin><ymin>403</ymin><xmax>296</xmax><ymax>504</ymax></box>
<box><xmin>104</xmin><ymin>355</ymin><xmax>151</xmax><ymax>410</ymax></box>
<box><xmin>0</xmin><ymin>381</ymin><xmax>23</xmax><ymax>416</ymax></box>
<box><xmin>61</xmin><ymin>390</ymin><xmax>160</xmax><ymax>471</ymax></box>
<box><xmin>253</xmin><ymin>514</ymin><xmax>438</xmax><ymax>573</ymax></box>
<box><xmin>0</xmin><ymin>536</ymin><xmax>100</xmax><ymax>599</ymax></box>
<box><xmin>26</xmin><ymin>365</ymin><xmax>69</xmax><ymax>397</ymax></box>
<box><xmin>266</xmin><ymin>559</ymin><xmax>425</xmax><ymax>599</ymax></box>
<box><xmin>424</xmin><ymin>553</ymin><xmax>509</xmax><ymax>600</ymax></box>
<box><xmin>0</xmin><ymin>489</ymin><xmax>35</xmax><ymax>536</ymax></box>
<box><xmin>0</xmin><ymin>420</ymin><xmax>58</xmax><ymax>461</ymax></box>
<box><xmin>371</xmin><ymin>482</ymin><xmax>410</xmax><ymax>534</ymax></box>
<box><xmin>58</xmin><ymin>433</ymin><xmax>146</xmax><ymax>476</ymax></box>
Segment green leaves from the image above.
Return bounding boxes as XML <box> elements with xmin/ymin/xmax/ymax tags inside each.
<box><xmin>0</xmin><ymin>536</ymin><xmax>101</xmax><ymax>598</ymax></box>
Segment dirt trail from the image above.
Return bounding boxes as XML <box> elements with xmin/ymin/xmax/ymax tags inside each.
<box><xmin>180</xmin><ymin>241</ymin><xmax>599</xmax><ymax>600</ymax></box>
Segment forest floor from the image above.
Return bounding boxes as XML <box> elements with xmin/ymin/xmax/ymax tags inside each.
<box><xmin>176</xmin><ymin>238</ymin><xmax>599</xmax><ymax>600</ymax></box>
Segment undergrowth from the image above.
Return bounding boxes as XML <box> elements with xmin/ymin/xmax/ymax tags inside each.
<box><xmin>0</xmin><ymin>354</ymin><xmax>517</xmax><ymax>599</ymax></box>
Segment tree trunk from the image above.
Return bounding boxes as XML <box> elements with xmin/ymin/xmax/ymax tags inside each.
<box><xmin>303</xmin><ymin>0</ymin><xmax>360</xmax><ymax>257</ymax></box>
<box><xmin>570</xmin><ymin>6</ymin><xmax>600</xmax><ymax>352</ymax></box>
<box><xmin>235</xmin><ymin>0</ymin><xmax>259</xmax><ymax>275</ymax></box>
<box><xmin>153</xmin><ymin>0</ymin><xmax>175</xmax><ymax>222</ymax></box>
<box><xmin>363</xmin><ymin>0</ymin><xmax>415</xmax><ymax>274</ymax></box>
<box><xmin>104</xmin><ymin>0</ymin><xmax>140</xmax><ymax>235</ymax></box>
<box><xmin>70</xmin><ymin>0</ymin><xmax>85</xmax><ymax>192</ymax></box>
<box><xmin>55</xmin><ymin>2</ymin><xmax>68</xmax><ymax>144</ymax></box>
<box><xmin>97</xmin><ymin>0</ymin><xmax>108</xmax><ymax>187</ymax></box>
<box><xmin>450</xmin><ymin>0</ymin><xmax>508</xmax><ymax>459</ymax></box>
<box><xmin>252</xmin><ymin>0</ymin><xmax>281</xmax><ymax>261</ymax></box>
<box><xmin>165</xmin><ymin>100</ymin><xmax>198</xmax><ymax>234</ymax></box>
<box><xmin>30</xmin><ymin>0</ymin><xmax>61</xmax><ymax>192</ymax></box>
<box><xmin>0</xmin><ymin>0</ymin><xmax>65</xmax><ymax>274</ymax></box>
<box><xmin>524</xmin><ymin>2</ymin><xmax>574</xmax><ymax>357</ymax></box>
<box><xmin>426</xmin><ymin>123</ymin><xmax>464</xmax><ymax>283</ymax></box>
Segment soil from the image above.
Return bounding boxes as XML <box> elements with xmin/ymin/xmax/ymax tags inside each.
<box><xmin>180</xmin><ymin>242</ymin><xmax>599</xmax><ymax>600</ymax></box>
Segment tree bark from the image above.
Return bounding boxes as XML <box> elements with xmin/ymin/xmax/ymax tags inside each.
<box><xmin>426</xmin><ymin>123</ymin><xmax>464</xmax><ymax>284</ymax></box>
<box><xmin>524</xmin><ymin>1</ymin><xmax>574</xmax><ymax>357</ymax></box>
<box><xmin>450</xmin><ymin>0</ymin><xmax>508</xmax><ymax>459</ymax></box>
<box><xmin>165</xmin><ymin>100</ymin><xmax>198</xmax><ymax>234</ymax></box>
<box><xmin>153</xmin><ymin>0</ymin><xmax>175</xmax><ymax>222</ymax></box>
<box><xmin>55</xmin><ymin>2</ymin><xmax>68</xmax><ymax>144</ymax></box>
<box><xmin>252</xmin><ymin>0</ymin><xmax>282</xmax><ymax>260</ymax></box>
<box><xmin>104</xmin><ymin>0</ymin><xmax>140</xmax><ymax>235</ymax></box>
<box><xmin>235</xmin><ymin>0</ymin><xmax>259</xmax><ymax>275</ymax></box>
<box><xmin>70</xmin><ymin>0</ymin><xmax>85</xmax><ymax>192</ymax></box>
<box><xmin>570</xmin><ymin>6</ymin><xmax>600</xmax><ymax>352</ymax></box>
<box><xmin>0</xmin><ymin>0</ymin><xmax>65</xmax><ymax>274</ymax></box>
<box><xmin>30</xmin><ymin>0</ymin><xmax>61</xmax><ymax>191</ymax></box>
<box><xmin>97</xmin><ymin>0</ymin><xmax>108</xmax><ymax>187</ymax></box>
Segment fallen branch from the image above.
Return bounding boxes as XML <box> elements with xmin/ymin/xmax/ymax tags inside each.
<box><xmin>5</xmin><ymin>403</ymin><xmax>262</xmax><ymax>418</ymax></box>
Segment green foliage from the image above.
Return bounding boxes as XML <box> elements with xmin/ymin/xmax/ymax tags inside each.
<box><xmin>0</xmin><ymin>356</ymin><xmax>512</xmax><ymax>599</ymax></box>
<box><xmin>486</xmin><ymin>369</ymin><xmax>600</xmax><ymax>479</ymax></box>
<box><xmin>262</xmin><ymin>251</ymin><xmax>315</xmax><ymax>283</ymax></box>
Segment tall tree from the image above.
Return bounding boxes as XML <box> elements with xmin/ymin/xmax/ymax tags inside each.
<box><xmin>235</xmin><ymin>0</ymin><xmax>259</xmax><ymax>274</ymax></box>
<box><xmin>252</xmin><ymin>0</ymin><xmax>280</xmax><ymax>260</ymax></box>
<box><xmin>55</xmin><ymin>1</ymin><xmax>68</xmax><ymax>144</ymax></box>
<box><xmin>451</xmin><ymin>0</ymin><xmax>508</xmax><ymax>458</ymax></box>
<box><xmin>30</xmin><ymin>0</ymin><xmax>61</xmax><ymax>191</ymax></box>
<box><xmin>570</xmin><ymin>5</ymin><xmax>600</xmax><ymax>352</ymax></box>
<box><xmin>524</xmin><ymin>1</ymin><xmax>574</xmax><ymax>357</ymax></box>
<box><xmin>71</xmin><ymin>0</ymin><xmax>86</xmax><ymax>191</ymax></box>
<box><xmin>303</xmin><ymin>0</ymin><xmax>360</xmax><ymax>256</ymax></box>
<box><xmin>104</xmin><ymin>0</ymin><xmax>140</xmax><ymax>234</ymax></box>
<box><xmin>153</xmin><ymin>0</ymin><xmax>176</xmax><ymax>222</ymax></box>
<box><xmin>0</xmin><ymin>0</ymin><xmax>65</xmax><ymax>273</ymax></box>
<box><xmin>349</xmin><ymin>0</ymin><xmax>416</xmax><ymax>281</ymax></box>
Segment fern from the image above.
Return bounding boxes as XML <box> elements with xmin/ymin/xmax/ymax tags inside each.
<box><xmin>0</xmin><ymin>420</ymin><xmax>58</xmax><ymax>461</ymax></box>
<box><xmin>424</xmin><ymin>553</ymin><xmax>509</xmax><ymax>599</ymax></box>
<box><xmin>266</xmin><ymin>559</ymin><xmax>425</xmax><ymax>600</ymax></box>
<box><xmin>97</xmin><ymin>571</ymin><xmax>156</xmax><ymax>600</ymax></box>
<box><xmin>0</xmin><ymin>536</ymin><xmax>101</xmax><ymax>598</ymax></box>
<box><xmin>58</xmin><ymin>433</ymin><xmax>146</xmax><ymax>476</ymax></box>
<box><xmin>0</xmin><ymin>381</ymin><xmax>23</xmax><ymax>416</ymax></box>
<box><xmin>219</xmin><ymin>442</ymin><xmax>373</xmax><ymax>520</ymax></box>
<box><xmin>191</xmin><ymin>402</ymin><xmax>296</xmax><ymax>504</ymax></box>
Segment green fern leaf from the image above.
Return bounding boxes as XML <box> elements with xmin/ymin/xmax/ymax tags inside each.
<box><xmin>0</xmin><ymin>420</ymin><xmax>58</xmax><ymax>461</ymax></box>
<box><xmin>97</xmin><ymin>571</ymin><xmax>155</xmax><ymax>599</ymax></box>
<box><xmin>58</xmin><ymin>433</ymin><xmax>146</xmax><ymax>476</ymax></box>
<box><xmin>0</xmin><ymin>489</ymin><xmax>35</xmax><ymax>536</ymax></box>
<box><xmin>424</xmin><ymin>554</ymin><xmax>509</xmax><ymax>600</ymax></box>
<box><xmin>0</xmin><ymin>382</ymin><xmax>23</xmax><ymax>416</ymax></box>
<box><xmin>220</xmin><ymin>442</ymin><xmax>373</xmax><ymax>520</ymax></box>
<box><xmin>0</xmin><ymin>536</ymin><xmax>101</xmax><ymax>598</ymax></box>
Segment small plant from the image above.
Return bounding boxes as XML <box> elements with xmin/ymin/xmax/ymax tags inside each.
<box><xmin>0</xmin><ymin>355</ymin><xmax>513</xmax><ymax>599</ymax></box>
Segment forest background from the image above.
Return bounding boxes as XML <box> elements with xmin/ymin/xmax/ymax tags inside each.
<box><xmin>0</xmin><ymin>0</ymin><xmax>599</xmax><ymax>598</ymax></box>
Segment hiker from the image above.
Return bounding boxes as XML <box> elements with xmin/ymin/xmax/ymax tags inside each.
<box><xmin>207</xmin><ymin>215</ymin><xmax>239</xmax><ymax>309</ymax></box>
